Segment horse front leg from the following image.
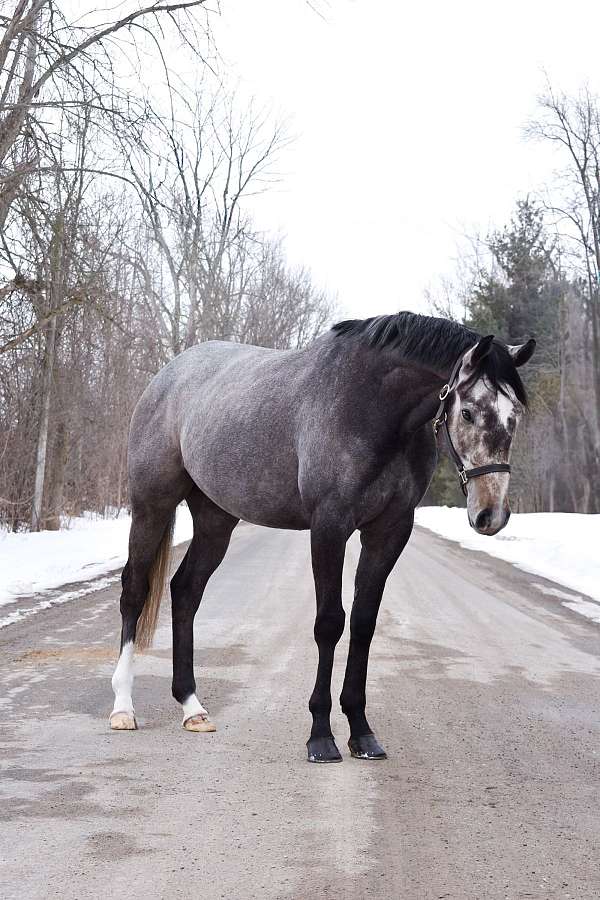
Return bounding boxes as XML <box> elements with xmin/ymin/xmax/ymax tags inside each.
<box><xmin>340</xmin><ymin>511</ymin><xmax>414</xmax><ymax>760</ymax></box>
<box><xmin>306</xmin><ymin>517</ymin><xmax>349</xmax><ymax>763</ymax></box>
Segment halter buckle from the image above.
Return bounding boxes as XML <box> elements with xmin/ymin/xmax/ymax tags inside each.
<box><xmin>458</xmin><ymin>468</ymin><xmax>468</xmax><ymax>485</ymax></box>
<box><xmin>432</xmin><ymin>412</ymin><xmax>447</xmax><ymax>435</ymax></box>
<box><xmin>439</xmin><ymin>384</ymin><xmax>450</xmax><ymax>401</ymax></box>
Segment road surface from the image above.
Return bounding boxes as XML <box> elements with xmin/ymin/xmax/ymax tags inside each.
<box><xmin>1</xmin><ymin>524</ymin><xmax>599</xmax><ymax>900</ymax></box>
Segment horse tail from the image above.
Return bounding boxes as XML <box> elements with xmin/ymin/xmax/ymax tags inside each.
<box><xmin>135</xmin><ymin>511</ymin><xmax>176</xmax><ymax>651</ymax></box>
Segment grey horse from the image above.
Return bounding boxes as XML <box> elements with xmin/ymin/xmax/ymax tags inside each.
<box><xmin>110</xmin><ymin>312</ymin><xmax>535</xmax><ymax>762</ymax></box>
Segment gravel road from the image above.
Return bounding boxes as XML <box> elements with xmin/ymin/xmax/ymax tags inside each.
<box><xmin>1</xmin><ymin>523</ymin><xmax>599</xmax><ymax>900</ymax></box>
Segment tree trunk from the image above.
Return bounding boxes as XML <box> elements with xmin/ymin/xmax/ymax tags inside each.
<box><xmin>30</xmin><ymin>314</ymin><xmax>56</xmax><ymax>530</ymax></box>
<box><xmin>45</xmin><ymin>416</ymin><xmax>67</xmax><ymax>529</ymax></box>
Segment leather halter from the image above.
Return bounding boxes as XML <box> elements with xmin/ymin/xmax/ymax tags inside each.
<box><xmin>432</xmin><ymin>351</ymin><xmax>511</xmax><ymax>497</ymax></box>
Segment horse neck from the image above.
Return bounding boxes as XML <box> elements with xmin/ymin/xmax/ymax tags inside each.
<box><xmin>324</xmin><ymin>339</ymin><xmax>452</xmax><ymax>435</ymax></box>
<box><xmin>387</xmin><ymin>356</ymin><xmax>451</xmax><ymax>433</ymax></box>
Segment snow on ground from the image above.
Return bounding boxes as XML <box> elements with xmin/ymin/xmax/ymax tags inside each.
<box><xmin>0</xmin><ymin>506</ymin><xmax>193</xmax><ymax>611</ymax></box>
<box><xmin>1</xmin><ymin>504</ymin><xmax>598</xmax><ymax>631</ymax></box>
<box><xmin>415</xmin><ymin>506</ymin><xmax>600</xmax><ymax>623</ymax></box>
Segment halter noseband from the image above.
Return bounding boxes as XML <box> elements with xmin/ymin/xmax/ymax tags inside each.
<box><xmin>432</xmin><ymin>351</ymin><xmax>511</xmax><ymax>497</ymax></box>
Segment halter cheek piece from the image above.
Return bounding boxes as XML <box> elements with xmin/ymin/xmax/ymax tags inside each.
<box><xmin>432</xmin><ymin>352</ymin><xmax>511</xmax><ymax>497</ymax></box>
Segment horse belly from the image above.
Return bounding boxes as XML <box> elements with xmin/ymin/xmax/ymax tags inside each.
<box><xmin>189</xmin><ymin>474</ymin><xmax>309</xmax><ymax>530</ymax></box>
<box><xmin>182</xmin><ymin>440</ymin><xmax>309</xmax><ymax>530</ymax></box>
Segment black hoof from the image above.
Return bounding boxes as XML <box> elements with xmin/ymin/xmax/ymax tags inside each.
<box><xmin>348</xmin><ymin>733</ymin><xmax>387</xmax><ymax>760</ymax></box>
<box><xmin>307</xmin><ymin>736</ymin><xmax>343</xmax><ymax>763</ymax></box>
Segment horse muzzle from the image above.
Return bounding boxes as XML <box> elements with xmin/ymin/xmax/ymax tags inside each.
<box><xmin>469</xmin><ymin>505</ymin><xmax>510</xmax><ymax>536</ymax></box>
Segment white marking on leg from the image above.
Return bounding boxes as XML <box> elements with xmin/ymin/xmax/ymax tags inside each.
<box><xmin>111</xmin><ymin>641</ymin><xmax>135</xmax><ymax>716</ymax></box>
<box><xmin>182</xmin><ymin>694</ymin><xmax>208</xmax><ymax>724</ymax></box>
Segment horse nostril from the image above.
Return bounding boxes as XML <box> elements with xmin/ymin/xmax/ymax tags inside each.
<box><xmin>475</xmin><ymin>508</ymin><xmax>492</xmax><ymax>531</ymax></box>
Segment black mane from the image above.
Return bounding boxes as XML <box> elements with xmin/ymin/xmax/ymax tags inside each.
<box><xmin>331</xmin><ymin>312</ymin><xmax>527</xmax><ymax>405</ymax></box>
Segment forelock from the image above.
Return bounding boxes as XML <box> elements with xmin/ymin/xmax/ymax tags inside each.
<box><xmin>483</xmin><ymin>342</ymin><xmax>528</xmax><ymax>406</ymax></box>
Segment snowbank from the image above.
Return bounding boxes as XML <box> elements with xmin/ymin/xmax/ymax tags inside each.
<box><xmin>2</xmin><ymin>505</ymin><xmax>598</xmax><ymax>630</ymax></box>
<box><xmin>0</xmin><ymin>507</ymin><xmax>193</xmax><ymax>608</ymax></box>
<box><xmin>415</xmin><ymin>506</ymin><xmax>600</xmax><ymax>615</ymax></box>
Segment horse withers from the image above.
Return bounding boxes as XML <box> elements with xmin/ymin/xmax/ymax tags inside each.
<box><xmin>109</xmin><ymin>312</ymin><xmax>535</xmax><ymax>762</ymax></box>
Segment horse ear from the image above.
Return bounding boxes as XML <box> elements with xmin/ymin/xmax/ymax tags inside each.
<box><xmin>508</xmin><ymin>338</ymin><xmax>536</xmax><ymax>368</ymax></box>
<box><xmin>461</xmin><ymin>335</ymin><xmax>494</xmax><ymax>375</ymax></box>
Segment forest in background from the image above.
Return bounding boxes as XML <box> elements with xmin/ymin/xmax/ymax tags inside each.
<box><xmin>427</xmin><ymin>89</ymin><xmax>600</xmax><ymax>515</ymax></box>
<box><xmin>2</xmin><ymin>4</ymin><xmax>600</xmax><ymax>531</ymax></box>
<box><xmin>0</xmin><ymin>2</ymin><xmax>332</xmax><ymax>531</ymax></box>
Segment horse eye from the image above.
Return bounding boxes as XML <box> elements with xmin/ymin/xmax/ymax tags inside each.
<box><xmin>461</xmin><ymin>409</ymin><xmax>474</xmax><ymax>423</ymax></box>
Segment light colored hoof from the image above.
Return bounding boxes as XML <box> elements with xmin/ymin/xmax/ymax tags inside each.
<box><xmin>110</xmin><ymin>711</ymin><xmax>137</xmax><ymax>730</ymax></box>
<box><xmin>183</xmin><ymin>714</ymin><xmax>216</xmax><ymax>733</ymax></box>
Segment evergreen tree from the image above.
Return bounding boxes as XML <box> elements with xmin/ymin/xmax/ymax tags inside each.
<box><xmin>466</xmin><ymin>199</ymin><xmax>561</xmax><ymax>370</ymax></box>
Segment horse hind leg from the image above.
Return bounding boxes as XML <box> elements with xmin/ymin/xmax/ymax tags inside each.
<box><xmin>171</xmin><ymin>488</ymin><xmax>238</xmax><ymax>732</ymax></box>
<box><xmin>110</xmin><ymin>481</ymin><xmax>190</xmax><ymax>730</ymax></box>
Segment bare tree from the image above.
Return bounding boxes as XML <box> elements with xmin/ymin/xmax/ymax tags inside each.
<box><xmin>0</xmin><ymin>4</ymin><xmax>335</xmax><ymax>533</ymax></box>
<box><xmin>127</xmin><ymin>88</ymin><xmax>287</xmax><ymax>354</ymax></box>
<box><xmin>528</xmin><ymin>86</ymin><xmax>600</xmax><ymax>443</ymax></box>
<box><xmin>0</xmin><ymin>1</ymin><xmax>212</xmax><ymax>226</ymax></box>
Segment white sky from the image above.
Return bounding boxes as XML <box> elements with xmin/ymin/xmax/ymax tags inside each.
<box><xmin>212</xmin><ymin>0</ymin><xmax>600</xmax><ymax>319</ymax></box>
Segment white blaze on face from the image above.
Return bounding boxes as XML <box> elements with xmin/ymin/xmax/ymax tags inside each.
<box><xmin>453</xmin><ymin>380</ymin><xmax>520</xmax><ymax>460</ymax></box>
<box><xmin>450</xmin><ymin>378</ymin><xmax>521</xmax><ymax>533</ymax></box>
<box><xmin>495</xmin><ymin>386</ymin><xmax>518</xmax><ymax>430</ymax></box>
